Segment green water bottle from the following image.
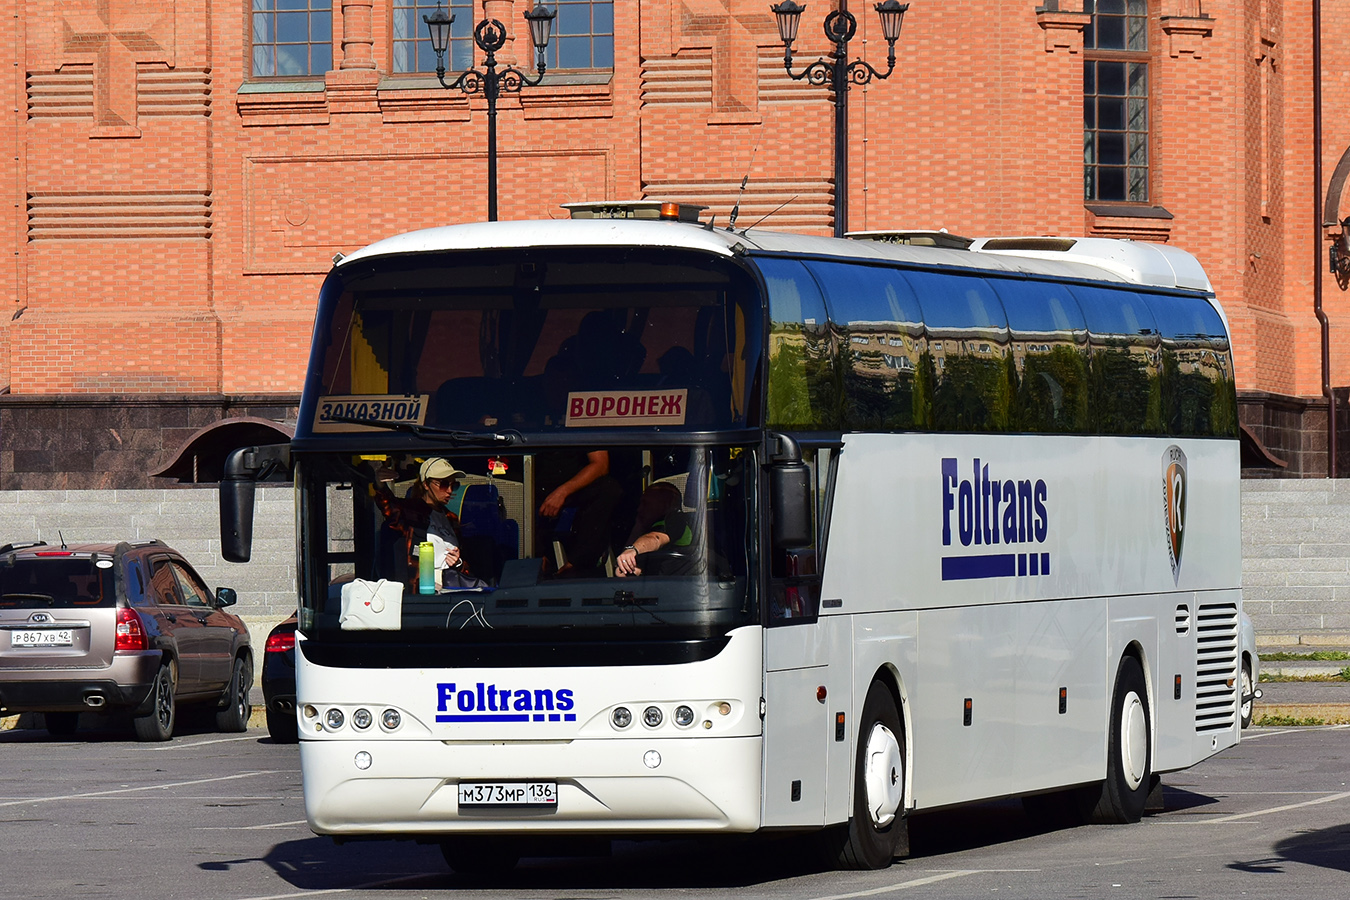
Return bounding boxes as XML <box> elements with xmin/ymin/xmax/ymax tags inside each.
<box><xmin>418</xmin><ymin>541</ymin><xmax>435</xmax><ymax>594</ymax></box>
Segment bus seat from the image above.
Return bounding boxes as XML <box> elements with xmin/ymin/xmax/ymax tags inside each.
<box><xmin>456</xmin><ymin>482</ymin><xmax>520</xmax><ymax>582</ymax></box>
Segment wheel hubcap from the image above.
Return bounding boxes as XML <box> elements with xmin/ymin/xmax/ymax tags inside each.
<box><xmin>863</xmin><ymin>723</ymin><xmax>903</xmax><ymax>827</ymax></box>
<box><xmin>1120</xmin><ymin>691</ymin><xmax>1147</xmax><ymax>790</ymax></box>
<box><xmin>1240</xmin><ymin>668</ymin><xmax>1253</xmax><ymax>719</ymax></box>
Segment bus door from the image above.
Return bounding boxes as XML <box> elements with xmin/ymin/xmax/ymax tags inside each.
<box><xmin>762</xmin><ymin>445</ymin><xmax>841</xmax><ymax>827</ymax></box>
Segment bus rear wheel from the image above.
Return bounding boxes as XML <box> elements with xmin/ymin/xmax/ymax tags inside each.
<box><xmin>440</xmin><ymin>836</ymin><xmax>520</xmax><ymax>876</ymax></box>
<box><xmin>828</xmin><ymin>680</ymin><xmax>907</xmax><ymax>870</ymax></box>
<box><xmin>1084</xmin><ymin>655</ymin><xmax>1152</xmax><ymax>824</ymax></box>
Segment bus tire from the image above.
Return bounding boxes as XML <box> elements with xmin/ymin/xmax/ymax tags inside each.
<box><xmin>1086</xmin><ymin>655</ymin><xmax>1151</xmax><ymax>824</ymax></box>
<box><xmin>831</xmin><ymin>680</ymin><xmax>907</xmax><ymax>870</ymax></box>
<box><xmin>440</xmin><ymin>836</ymin><xmax>520</xmax><ymax>876</ymax></box>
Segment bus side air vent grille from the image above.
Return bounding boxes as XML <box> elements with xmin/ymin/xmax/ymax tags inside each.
<box><xmin>1194</xmin><ymin>602</ymin><xmax>1239</xmax><ymax>733</ymax></box>
<box><xmin>1175</xmin><ymin>605</ymin><xmax>1190</xmax><ymax>635</ymax></box>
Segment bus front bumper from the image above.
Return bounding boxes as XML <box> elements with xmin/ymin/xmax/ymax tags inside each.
<box><xmin>300</xmin><ymin>734</ymin><xmax>763</xmax><ymax>836</ymax></box>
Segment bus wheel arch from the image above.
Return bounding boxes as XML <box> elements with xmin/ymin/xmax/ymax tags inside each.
<box><xmin>828</xmin><ymin>672</ymin><xmax>909</xmax><ymax>869</ymax></box>
<box><xmin>876</xmin><ymin>664</ymin><xmax>914</xmax><ymax>818</ymax></box>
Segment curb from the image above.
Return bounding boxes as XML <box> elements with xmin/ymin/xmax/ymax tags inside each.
<box><xmin>1254</xmin><ymin>703</ymin><xmax>1350</xmax><ymax>725</ymax></box>
<box><xmin>1260</xmin><ymin>663</ymin><xmax>1350</xmax><ymax>677</ymax></box>
<box><xmin>3</xmin><ymin>705</ymin><xmax>273</xmax><ymax>734</ymax></box>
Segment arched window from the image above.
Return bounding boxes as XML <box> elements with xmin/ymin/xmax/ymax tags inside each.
<box><xmin>1083</xmin><ymin>1</ymin><xmax>1149</xmax><ymax>203</ymax></box>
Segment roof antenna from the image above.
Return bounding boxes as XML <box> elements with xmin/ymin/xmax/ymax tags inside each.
<box><xmin>727</xmin><ymin>139</ymin><xmax>759</xmax><ymax>232</ymax></box>
<box><xmin>59</xmin><ymin>530</ymin><xmax>66</xmax><ymax>549</ymax></box>
<box><xmin>744</xmin><ymin>195</ymin><xmax>799</xmax><ymax>232</ymax></box>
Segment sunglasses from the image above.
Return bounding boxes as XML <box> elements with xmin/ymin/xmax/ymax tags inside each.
<box><xmin>428</xmin><ymin>477</ymin><xmax>458</xmax><ymax>490</ymax></box>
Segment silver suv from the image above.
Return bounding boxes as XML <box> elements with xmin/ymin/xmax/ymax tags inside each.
<box><xmin>0</xmin><ymin>540</ymin><xmax>252</xmax><ymax>741</ymax></box>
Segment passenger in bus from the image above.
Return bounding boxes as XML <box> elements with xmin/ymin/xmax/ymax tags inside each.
<box><xmin>373</xmin><ymin>457</ymin><xmax>479</xmax><ymax>589</ymax></box>
<box><xmin>536</xmin><ymin>449</ymin><xmax>621</xmax><ymax>577</ymax></box>
<box><xmin>616</xmin><ymin>481</ymin><xmax>693</xmax><ymax>577</ymax></box>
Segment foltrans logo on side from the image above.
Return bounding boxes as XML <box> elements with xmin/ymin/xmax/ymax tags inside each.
<box><xmin>941</xmin><ymin>458</ymin><xmax>1051</xmax><ymax>581</ymax></box>
<box><xmin>436</xmin><ymin>682</ymin><xmax>576</xmax><ymax>724</ymax></box>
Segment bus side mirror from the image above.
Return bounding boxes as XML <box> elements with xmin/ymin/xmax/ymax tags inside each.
<box><xmin>220</xmin><ymin>444</ymin><xmax>292</xmax><ymax>564</ymax></box>
<box><xmin>768</xmin><ymin>433</ymin><xmax>813</xmax><ymax>551</ymax></box>
<box><xmin>220</xmin><ymin>477</ymin><xmax>256</xmax><ymax>563</ymax></box>
<box><xmin>770</xmin><ymin>462</ymin><xmax>814</xmax><ymax>550</ymax></box>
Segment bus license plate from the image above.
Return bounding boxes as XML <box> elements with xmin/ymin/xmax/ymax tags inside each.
<box><xmin>458</xmin><ymin>782</ymin><xmax>557</xmax><ymax>808</ymax></box>
<box><xmin>10</xmin><ymin>629</ymin><xmax>74</xmax><ymax>648</ymax></box>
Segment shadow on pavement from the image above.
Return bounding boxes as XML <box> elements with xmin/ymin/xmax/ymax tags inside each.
<box><xmin>199</xmin><ymin>832</ymin><xmax>846</xmax><ymax>891</ymax></box>
<box><xmin>196</xmin><ymin>784</ymin><xmax>1232</xmax><ymax>890</ymax></box>
<box><xmin>1230</xmin><ymin>821</ymin><xmax>1350</xmax><ymax>875</ymax></box>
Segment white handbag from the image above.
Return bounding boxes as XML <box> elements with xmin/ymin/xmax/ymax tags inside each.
<box><xmin>339</xmin><ymin>578</ymin><xmax>404</xmax><ymax>630</ymax></box>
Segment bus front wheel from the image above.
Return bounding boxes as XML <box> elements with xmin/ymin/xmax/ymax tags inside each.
<box><xmin>828</xmin><ymin>680</ymin><xmax>908</xmax><ymax>870</ymax></box>
<box><xmin>1084</xmin><ymin>655</ymin><xmax>1152</xmax><ymax>824</ymax></box>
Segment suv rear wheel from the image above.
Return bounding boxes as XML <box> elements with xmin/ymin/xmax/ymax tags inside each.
<box><xmin>215</xmin><ymin>656</ymin><xmax>252</xmax><ymax>733</ymax></box>
<box><xmin>133</xmin><ymin>662</ymin><xmax>176</xmax><ymax>742</ymax></box>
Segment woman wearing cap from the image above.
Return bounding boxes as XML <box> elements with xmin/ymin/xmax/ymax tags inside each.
<box><xmin>373</xmin><ymin>457</ymin><xmax>470</xmax><ymax>588</ymax></box>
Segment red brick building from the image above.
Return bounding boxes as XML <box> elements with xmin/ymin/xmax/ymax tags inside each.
<box><xmin>1</xmin><ymin>0</ymin><xmax>1347</xmax><ymax>485</ymax></box>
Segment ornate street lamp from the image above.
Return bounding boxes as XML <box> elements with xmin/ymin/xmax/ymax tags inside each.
<box><xmin>770</xmin><ymin>0</ymin><xmax>909</xmax><ymax>237</ymax></box>
<box><xmin>424</xmin><ymin>2</ymin><xmax>557</xmax><ymax>221</ymax></box>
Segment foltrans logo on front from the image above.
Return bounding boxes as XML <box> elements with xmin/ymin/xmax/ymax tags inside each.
<box><xmin>436</xmin><ymin>682</ymin><xmax>576</xmax><ymax>724</ymax></box>
<box><xmin>941</xmin><ymin>458</ymin><xmax>1050</xmax><ymax>581</ymax></box>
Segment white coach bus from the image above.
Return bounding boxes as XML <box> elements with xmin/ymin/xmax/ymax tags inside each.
<box><xmin>221</xmin><ymin>204</ymin><xmax>1242</xmax><ymax>873</ymax></box>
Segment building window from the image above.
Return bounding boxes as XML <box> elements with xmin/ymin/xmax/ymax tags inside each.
<box><xmin>252</xmin><ymin>0</ymin><xmax>333</xmax><ymax>77</ymax></box>
<box><xmin>393</xmin><ymin>0</ymin><xmax>474</xmax><ymax>74</ymax></box>
<box><xmin>546</xmin><ymin>1</ymin><xmax>614</xmax><ymax>70</ymax></box>
<box><xmin>1084</xmin><ymin>0</ymin><xmax>1148</xmax><ymax>203</ymax></box>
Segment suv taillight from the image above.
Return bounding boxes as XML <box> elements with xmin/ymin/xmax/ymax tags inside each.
<box><xmin>115</xmin><ymin>607</ymin><xmax>147</xmax><ymax>652</ymax></box>
<box><xmin>266</xmin><ymin>630</ymin><xmax>295</xmax><ymax>654</ymax></box>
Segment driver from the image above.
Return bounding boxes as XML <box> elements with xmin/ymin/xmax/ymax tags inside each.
<box><xmin>615</xmin><ymin>481</ymin><xmax>692</xmax><ymax>577</ymax></box>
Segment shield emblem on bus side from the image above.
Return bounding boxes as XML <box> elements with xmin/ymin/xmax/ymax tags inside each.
<box><xmin>1163</xmin><ymin>446</ymin><xmax>1187</xmax><ymax>584</ymax></box>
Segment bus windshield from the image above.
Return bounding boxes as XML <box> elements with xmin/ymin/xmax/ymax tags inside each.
<box><xmin>297</xmin><ymin>444</ymin><xmax>756</xmax><ymax>647</ymax></box>
<box><xmin>305</xmin><ymin>248</ymin><xmax>762</xmax><ymax>435</ymax></box>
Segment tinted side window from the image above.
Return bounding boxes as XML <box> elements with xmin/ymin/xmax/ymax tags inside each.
<box><xmin>171</xmin><ymin>562</ymin><xmax>211</xmax><ymax>608</ymax></box>
<box><xmin>1143</xmin><ymin>293</ymin><xmax>1237</xmax><ymax>437</ymax></box>
<box><xmin>990</xmin><ymin>279</ymin><xmax>1090</xmax><ymax>433</ymax></box>
<box><xmin>760</xmin><ymin>258</ymin><xmax>841</xmax><ymax>429</ymax></box>
<box><xmin>1071</xmin><ymin>285</ymin><xmax>1161</xmax><ymax>435</ymax></box>
<box><xmin>147</xmin><ymin>558</ymin><xmax>182</xmax><ymax>606</ymax></box>
<box><xmin>805</xmin><ymin>260</ymin><xmax>928</xmax><ymax>430</ymax></box>
<box><xmin>123</xmin><ymin>557</ymin><xmax>150</xmax><ymax>607</ymax></box>
<box><xmin>902</xmin><ymin>270</ymin><xmax>1010</xmax><ymax>432</ymax></box>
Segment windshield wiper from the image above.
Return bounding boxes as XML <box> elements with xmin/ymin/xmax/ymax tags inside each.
<box><xmin>324</xmin><ymin>415</ymin><xmax>520</xmax><ymax>446</ymax></box>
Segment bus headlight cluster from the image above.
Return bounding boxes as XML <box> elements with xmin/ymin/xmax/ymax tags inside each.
<box><xmin>307</xmin><ymin>705</ymin><xmax>402</xmax><ymax>733</ymax></box>
<box><xmin>610</xmin><ymin>703</ymin><xmax>711</xmax><ymax>731</ymax></box>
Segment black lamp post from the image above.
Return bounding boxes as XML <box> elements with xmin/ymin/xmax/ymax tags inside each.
<box><xmin>770</xmin><ymin>0</ymin><xmax>909</xmax><ymax>238</ymax></box>
<box><xmin>424</xmin><ymin>2</ymin><xmax>557</xmax><ymax>221</ymax></box>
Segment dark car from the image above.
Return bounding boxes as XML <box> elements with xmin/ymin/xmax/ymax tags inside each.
<box><xmin>0</xmin><ymin>540</ymin><xmax>252</xmax><ymax>741</ymax></box>
<box><xmin>262</xmin><ymin>613</ymin><xmax>297</xmax><ymax>743</ymax></box>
